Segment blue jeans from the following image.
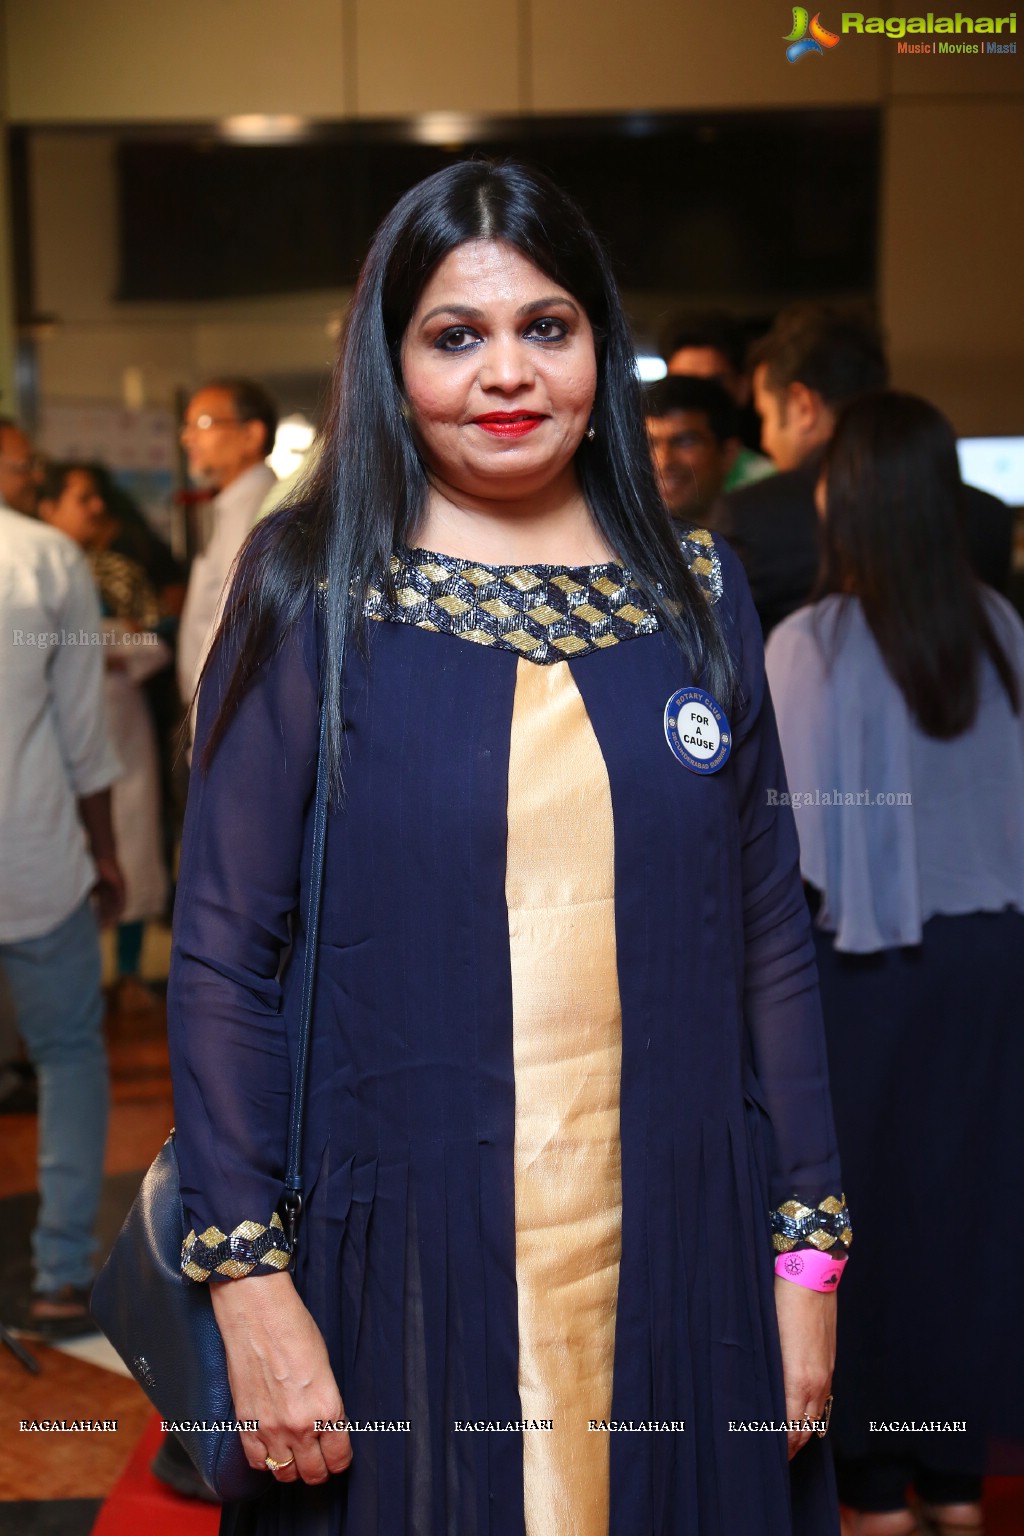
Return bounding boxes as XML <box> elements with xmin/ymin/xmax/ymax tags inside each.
<box><xmin>0</xmin><ymin>897</ymin><xmax>109</xmax><ymax>1292</ymax></box>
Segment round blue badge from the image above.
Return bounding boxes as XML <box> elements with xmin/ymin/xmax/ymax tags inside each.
<box><xmin>664</xmin><ymin>687</ymin><xmax>732</xmax><ymax>774</ymax></box>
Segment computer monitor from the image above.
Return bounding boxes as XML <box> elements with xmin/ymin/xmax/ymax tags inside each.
<box><xmin>957</xmin><ymin>437</ymin><xmax>1024</xmax><ymax>508</ymax></box>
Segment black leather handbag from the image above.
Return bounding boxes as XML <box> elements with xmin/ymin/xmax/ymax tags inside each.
<box><xmin>91</xmin><ymin>700</ymin><xmax>330</xmax><ymax>1502</ymax></box>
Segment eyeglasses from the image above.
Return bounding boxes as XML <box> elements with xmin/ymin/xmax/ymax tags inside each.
<box><xmin>180</xmin><ymin>414</ymin><xmax>242</xmax><ymax>435</ymax></box>
<box><xmin>0</xmin><ymin>454</ymin><xmax>44</xmax><ymax>475</ymax></box>
<box><xmin>666</xmin><ymin>431</ymin><xmax>716</xmax><ymax>450</ymax></box>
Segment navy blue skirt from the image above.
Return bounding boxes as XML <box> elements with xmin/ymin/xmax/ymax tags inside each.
<box><xmin>813</xmin><ymin>908</ymin><xmax>1024</xmax><ymax>1478</ymax></box>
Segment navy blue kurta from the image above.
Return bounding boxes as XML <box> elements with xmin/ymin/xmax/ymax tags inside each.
<box><xmin>169</xmin><ymin>534</ymin><xmax>843</xmax><ymax>1534</ymax></box>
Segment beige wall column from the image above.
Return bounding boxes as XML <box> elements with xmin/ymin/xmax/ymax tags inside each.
<box><xmin>0</xmin><ymin>0</ymin><xmax>18</xmax><ymax>416</ymax></box>
<box><xmin>880</xmin><ymin>93</ymin><xmax>1024</xmax><ymax>434</ymax></box>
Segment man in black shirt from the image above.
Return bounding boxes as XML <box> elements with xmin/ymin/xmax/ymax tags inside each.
<box><xmin>716</xmin><ymin>303</ymin><xmax>1014</xmax><ymax>635</ymax></box>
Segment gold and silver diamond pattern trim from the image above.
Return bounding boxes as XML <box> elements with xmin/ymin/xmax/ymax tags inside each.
<box><xmin>181</xmin><ymin>1210</ymin><xmax>292</xmax><ymax>1281</ymax></box>
<box><xmin>771</xmin><ymin>1192</ymin><xmax>853</xmax><ymax>1255</ymax></box>
<box><xmin>363</xmin><ymin>531</ymin><xmax>721</xmax><ymax>664</ymax></box>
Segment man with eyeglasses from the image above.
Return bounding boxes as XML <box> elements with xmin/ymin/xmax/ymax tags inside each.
<box><xmin>177</xmin><ymin>378</ymin><xmax>278</xmax><ymax>715</ymax></box>
<box><xmin>0</xmin><ymin>417</ymin><xmax>43</xmax><ymax>516</ymax></box>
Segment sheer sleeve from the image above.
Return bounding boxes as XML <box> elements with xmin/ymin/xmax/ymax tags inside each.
<box><xmin>719</xmin><ymin>541</ymin><xmax>851</xmax><ymax>1261</ymax></box>
<box><xmin>167</xmin><ymin>599</ymin><xmax>319</xmax><ymax>1280</ymax></box>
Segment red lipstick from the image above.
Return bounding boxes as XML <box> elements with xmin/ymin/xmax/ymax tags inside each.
<box><xmin>471</xmin><ymin>412</ymin><xmax>545</xmax><ymax>439</ymax></box>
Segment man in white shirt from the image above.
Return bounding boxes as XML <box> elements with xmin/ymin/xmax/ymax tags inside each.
<box><xmin>176</xmin><ymin>378</ymin><xmax>278</xmax><ymax>713</ymax></box>
<box><xmin>0</xmin><ymin>416</ymin><xmax>41</xmax><ymax>516</ymax></box>
<box><xmin>0</xmin><ymin>421</ymin><xmax>125</xmax><ymax>1336</ymax></box>
<box><xmin>0</xmin><ymin>419</ymin><xmax>41</xmax><ymax>1105</ymax></box>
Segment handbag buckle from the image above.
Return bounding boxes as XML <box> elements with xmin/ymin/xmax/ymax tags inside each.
<box><xmin>281</xmin><ymin>1190</ymin><xmax>303</xmax><ymax>1250</ymax></box>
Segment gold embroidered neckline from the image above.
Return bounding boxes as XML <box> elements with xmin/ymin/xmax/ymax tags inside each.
<box><xmin>363</xmin><ymin>530</ymin><xmax>721</xmax><ymax>664</ymax></box>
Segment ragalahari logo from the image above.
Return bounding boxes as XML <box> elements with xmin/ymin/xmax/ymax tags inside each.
<box><xmin>785</xmin><ymin>7</ymin><xmax>842</xmax><ymax>59</ymax></box>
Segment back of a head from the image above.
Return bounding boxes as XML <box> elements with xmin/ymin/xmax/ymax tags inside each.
<box><xmin>751</xmin><ymin>303</ymin><xmax>889</xmax><ymax>410</ymax></box>
<box><xmin>38</xmin><ymin>460</ymin><xmax>81</xmax><ymax>505</ymax></box>
<box><xmin>819</xmin><ymin>389</ymin><xmax>1018</xmax><ymax>737</ymax></box>
<box><xmin>644</xmin><ymin>375</ymin><xmax>739</xmax><ymax>445</ymax></box>
<box><xmin>661</xmin><ymin>311</ymin><xmax>747</xmax><ymax>377</ymax></box>
<box><xmin>822</xmin><ymin>390</ymin><xmax>962</xmax><ymax>593</ymax></box>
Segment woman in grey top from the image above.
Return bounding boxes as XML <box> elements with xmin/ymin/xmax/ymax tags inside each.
<box><xmin>765</xmin><ymin>391</ymin><xmax>1024</xmax><ymax>1536</ymax></box>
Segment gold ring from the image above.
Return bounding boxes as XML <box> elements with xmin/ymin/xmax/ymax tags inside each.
<box><xmin>815</xmin><ymin>1394</ymin><xmax>834</xmax><ymax>1438</ymax></box>
<box><xmin>265</xmin><ymin>1454</ymin><xmax>295</xmax><ymax>1472</ymax></box>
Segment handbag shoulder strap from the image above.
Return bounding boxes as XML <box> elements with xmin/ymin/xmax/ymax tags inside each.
<box><xmin>280</xmin><ymin>613</ymin><xmax>331</xmax><ymax>1248</ymax></box>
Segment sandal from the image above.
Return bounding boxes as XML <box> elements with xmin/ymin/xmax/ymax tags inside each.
<box><xmin>853</xmin><ymin>1517</ymin><xmax>927</xmax><ymax>1529</ymax></box>
<box><xmin>21</xmin><ymin>1283</ymin><xmax>99</xmax><ymax>1342</ymax></box>
<box><xmin>854</xmin><ymin>1522</ymin><xmax>923</xmax><ymax>1536</ymax></box>
<box><xmin>912</xmin><ymin>1501</ymin><xmax>984</xmax><ymax>1536</ymax></box>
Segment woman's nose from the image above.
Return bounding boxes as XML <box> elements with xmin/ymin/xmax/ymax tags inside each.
<box><xmin>478</xmin><ymin>335</ymin><xmax>535</xmax><ymax>391</ymax></box>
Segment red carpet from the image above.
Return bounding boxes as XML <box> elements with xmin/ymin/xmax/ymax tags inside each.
<box><xmin>94</xmin><ymin>1415</ymin><xmax>1024</xmax><ymax>1535</ymax></box>
<box><xmin>92</xmin><ymin>1414</ymin><xmax>221</xmax><ymax>1536</ymax></box>
<box><xmin>984</xmin><ymin>1477</ymin><xmax>1024</xmax><ymax>1535</ymax></box>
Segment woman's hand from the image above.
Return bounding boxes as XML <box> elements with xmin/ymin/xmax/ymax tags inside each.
<box><xmin>773</xmin><ymin>1277</ymin><xmax>836</xmax><ymax>1461</ymax></box>
<box><xmin>210</xmin><ymin>1270</ymin><xmax>352</xmax><ymax>1486</ymax></box>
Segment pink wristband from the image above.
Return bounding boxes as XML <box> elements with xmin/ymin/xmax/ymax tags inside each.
<box><xmin>774</xmin><ymin>1249</ymin><xmax>847</xmax><ymax>1291</ymax></box>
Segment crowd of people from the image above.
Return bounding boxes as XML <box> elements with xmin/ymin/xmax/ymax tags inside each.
<box><xmin>647</xmin><ymin>304</ymin><xmax>1023</xmax><ymax>1535</ymax></box>
<box><xmin>1</xmin><ymin>157</ymin><xmax>1022</xmax><ymax>1536</ymax></box>
<box><xmin>0</xmin><ymin>378</ymin><xmax>281</xmax><ymax>1333</ymax></box>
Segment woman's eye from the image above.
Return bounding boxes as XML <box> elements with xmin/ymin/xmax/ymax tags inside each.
<box><xmin>435</xmin><ymin>327</ymin><xmax>480</xmax><ymax>352</ymax></box>
<box><xmin>527</xmin><ymin>318</ymin><xmax>569</xmax><ymax>342</ymax></box>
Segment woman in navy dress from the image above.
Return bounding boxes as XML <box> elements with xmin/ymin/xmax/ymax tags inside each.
<box><xmin>168</xmin><ymin>161</ymin><xmax>850</xmax><ymax>1536</ymax></box>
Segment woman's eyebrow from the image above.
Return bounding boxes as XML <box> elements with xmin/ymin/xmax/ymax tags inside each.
<box><xmin>418</xmin><ymin>296</ymin><xmax>580</xmax><ymax>326</ymax></box>
<box><xmin>419</xmin><ymin>303</ymin><xmax>486</xmax><ymax>326</ymax></box>
<box><xmin>516</xmin><ymin>296</ymin><xmax>579</xmax><ymax>318</ymax></box>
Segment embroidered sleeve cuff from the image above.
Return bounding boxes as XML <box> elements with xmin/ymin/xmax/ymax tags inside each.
<box><xmin>181</xmin><ymin>1211</ymin><xmax>292</xmax><ymax>1281</ymax></box>
<box><xmin>770</xmin><ymin>1193</ymin><xmax>852</xmax><ymax>1259</ymax></box>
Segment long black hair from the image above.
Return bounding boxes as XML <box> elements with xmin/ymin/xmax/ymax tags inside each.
<box><xmin>201</xmin><ymin>159</ymin><xmax>735</xmax><ymax>794</ymax></box>
<box><xmin>815</xmin><ymin>389</ymin><xmax>1019</xmax><ymax>738</ymax></box>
